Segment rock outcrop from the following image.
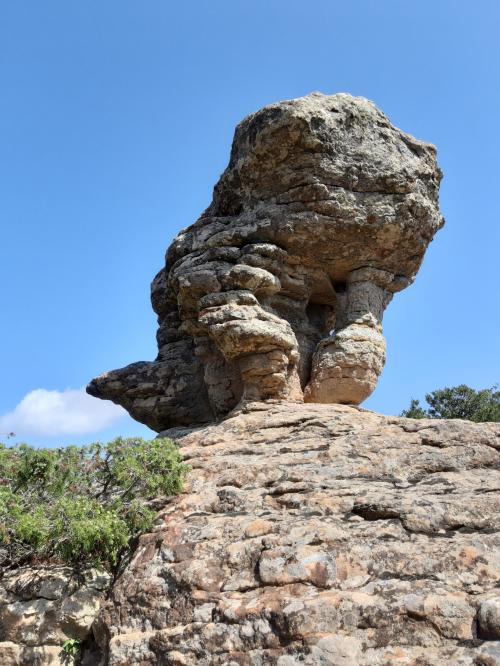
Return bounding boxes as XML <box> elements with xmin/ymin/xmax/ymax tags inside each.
<box><xmin>90</xmin><ymin>402</ymin><xmax>500</xmax><ymax>665</ymax></box>
<box><xmin>87</xmin><ymin>93</ymin><xmax>444</xmax><ymax>431</ymax></box>
<box><xmin>0</xmin><ymin>566</ymin><xmax>110</xmax><ymax>665</ymax></box>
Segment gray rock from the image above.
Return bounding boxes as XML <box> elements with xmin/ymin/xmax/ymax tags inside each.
<box><xmin>478</xmin><ymin>597</ymin><xmax>500</xmax><ymax>639</ymax></box>
<box><xmin>0</xmin><ymin>566</ymin><xmax>110</xmax><ymax>665</ymax></box>
<box><xmin>87</xmin><ymin>92</ymin><xmax>443</xmax><ymax>431</ymax></box>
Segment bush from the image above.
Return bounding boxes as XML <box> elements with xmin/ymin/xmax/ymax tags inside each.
<box><xmin>401</xmin><ymin>384</ymin><xmax>500</xmax><ymax>422</ymax></box>
<box><xmin>0</xmin><ymin>437</ymin><xmax>187</xmax><ymax>571</ymax></box>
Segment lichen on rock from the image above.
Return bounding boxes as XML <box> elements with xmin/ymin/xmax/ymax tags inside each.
<box><xmin>87</xmin><ymin>92</ymin><xmax>444</xmax><ymax>431</ymax></box>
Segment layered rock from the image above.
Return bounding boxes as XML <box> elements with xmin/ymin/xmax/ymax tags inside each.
<box><xmin>88</xmin><ymin>92</ymin><xmax>444</xmax><ymax>430</ymax></box>
<box><xmin>0</xmin><ymin>566</ymin><xmax>110</xmax><ymax>665</ymax></box>
<box><xmin>91</xmin><ymin>402</ymin><xmax>500</xmax><ymax>665</ymax></box>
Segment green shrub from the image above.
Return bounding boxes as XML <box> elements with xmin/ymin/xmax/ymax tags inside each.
<box><xmin>401</xmin><ymin>384</ymin><xmax>500</xmax><ymax>422</ymax></box>
<box><xmin>61</xmin><ymin>637</ymin><xmax>81</xmax><ymax>662</ymax></box>
<box><xmin>0</xmin><ymin>437</ymin><xmax>187</xmax><ymax>571</ymax></box>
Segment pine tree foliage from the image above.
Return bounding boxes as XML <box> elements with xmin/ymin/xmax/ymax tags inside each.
<box><xmin>401</xmin><ymin>385</ymin><xmax>500</xmax><ymax>422</ymax></box>
<box><xmin>0</xmin><ymin>437</ymin><xmax>187</xmax><ymax>571</ymax></box>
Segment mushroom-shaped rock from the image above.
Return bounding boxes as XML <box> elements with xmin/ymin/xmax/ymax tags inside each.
<box><xmin>87</xmin><ymin>92</ymin><xmax>443</xmax><ymax>431</ymax></box>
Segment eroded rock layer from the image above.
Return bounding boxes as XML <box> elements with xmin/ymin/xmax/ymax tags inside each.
<box><xmin>93</xmin><ymin>403</ymin><xmax>500</xmax><ymax>665</ymax></box>
<box><xmin>88</xmin><ymin>93</ymin><xmax>443</xmax><ymax>430</ymax></box>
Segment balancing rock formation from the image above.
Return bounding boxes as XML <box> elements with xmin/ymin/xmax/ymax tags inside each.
<box><xmin>88</xmin><ymin>92</ymin><xmax>444</xmax><ymax>430</ymax></box>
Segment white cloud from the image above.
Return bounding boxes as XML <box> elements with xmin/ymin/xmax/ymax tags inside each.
<box><xmin>0</xmin><ymin>387</ymin><xmax>126</xmax><ymax>437</ymax></box>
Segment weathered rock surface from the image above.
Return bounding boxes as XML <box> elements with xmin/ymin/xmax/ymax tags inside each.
<box><xmin>91</xmin><ymin>402</ymin><xmax>500</xmax><ymax>665</ymax></box>
<box><xmin>88</xmin><ymin>92</ymin><xmax>444</xmax><ymax>430</ymax></box>
<box><xmin>0</xmin><ymin>566</ymin><xmax>110</xmax><ymax>665</ymax></box>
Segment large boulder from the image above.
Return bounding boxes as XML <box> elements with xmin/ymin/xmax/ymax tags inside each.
<box><xmin>88</xmin><ymin>93</ymin><xmax>443</xmax><ymax>430</ymax></box>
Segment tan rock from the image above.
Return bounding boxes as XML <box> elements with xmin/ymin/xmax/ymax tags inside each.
<box><xmin>90</xmin><ymin>402</ymin><xmax>499</xmax><ymax>664</ymax></box>
<box><xmin>87</xmin><ymin>92</ymin><xmax>443</xmax><ymax>430</ymax></box>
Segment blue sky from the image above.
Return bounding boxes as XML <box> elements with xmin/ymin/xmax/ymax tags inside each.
<box><xmin>1</xmin><ymin>1</ymin><xmax>499</xmax><ymax>446</ymax></box>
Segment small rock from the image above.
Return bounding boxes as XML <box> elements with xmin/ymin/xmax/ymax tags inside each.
<box><xmin>478</xmin><ymin>598</ymin><xmax>500</xmax><ymax>639</ymax></box>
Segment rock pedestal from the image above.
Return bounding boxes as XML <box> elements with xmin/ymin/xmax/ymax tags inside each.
<box><xmin>91</xmin><ymin>403</ymin><xmax>500</xmax><ymax>665</ymax></box>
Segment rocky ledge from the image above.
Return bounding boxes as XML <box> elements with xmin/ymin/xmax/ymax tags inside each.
<box><xmin>91</xmin><ymin>402</ymin><xmax>500</xmax><ymax>665</ymax></box>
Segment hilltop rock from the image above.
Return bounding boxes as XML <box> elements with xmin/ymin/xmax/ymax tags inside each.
<box><xmin>90</xmin><ymin>402</ymin><xmax>500</xmax><ymax>665</ymax></box>
<box><xmin>87</xmin><ymin>92</ymin><xmax>443</xmax><ymax>430</ymax></box>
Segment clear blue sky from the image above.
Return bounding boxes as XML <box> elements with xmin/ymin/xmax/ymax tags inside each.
<box><xmin>1</xmin><ymin>1</ymin><xmax>499</xmax><ymax>446</ymax></box>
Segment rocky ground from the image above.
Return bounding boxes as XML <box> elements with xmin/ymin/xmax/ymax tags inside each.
<box><xmin>88</xmin><ymin>402</ymin><xmax>500</xmax><ymax>665</ymax></box>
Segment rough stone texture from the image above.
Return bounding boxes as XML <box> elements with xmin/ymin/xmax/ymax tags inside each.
<box><xmin>0</xmin><ymin>566</ymin><xmax>110</xmax><ymax>665</ymax></box>
<box><xmin>87</xmin><ymin>92</ymin><xmax>444</xmax><ymax>430</ymax></box>
<box><xmin>92</xmin><ymin>402</ymin><xmax>500</xmax><ymax>665</ymax></box>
